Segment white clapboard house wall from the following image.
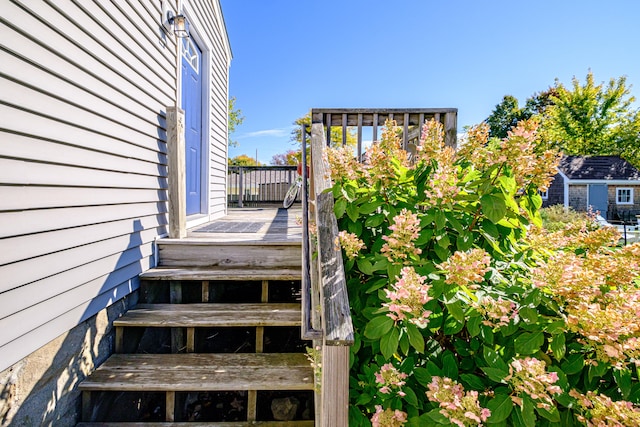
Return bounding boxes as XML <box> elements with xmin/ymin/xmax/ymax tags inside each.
<box><xmin>0</xmin><ymin>0</ymin><xmax>230</xmax><ymax>423</ymax></box>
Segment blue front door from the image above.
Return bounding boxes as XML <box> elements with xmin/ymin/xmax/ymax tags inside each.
<box><xmin>588</xmin><ymin>184</ymin><xmax>608</xmax><ymax>219</ymax></box>
<box><xmin>181</xmin><ymin>35</ymin><xmax>203</xmax><ymax>215</ymax></box>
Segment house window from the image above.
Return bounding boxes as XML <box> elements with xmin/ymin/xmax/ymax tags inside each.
<box><xmin>182</xmin><ymin>37</ymin><xmax>199</xmax><ymax>73</ymax></box>
<box><xmin>616</xmin><ymin>188</ymin><xmax>634</xmax><ymax>205</ymax></box>
<box><xmin>539</xmin><ymin>190</ymin><xmax>548</xmax><ymax>200</ymax></box>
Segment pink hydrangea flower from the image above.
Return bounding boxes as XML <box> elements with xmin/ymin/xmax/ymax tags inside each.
<box><xmin>426</xmin><ymin>376</ymin><xmax>491</xmax><ymax>426</ymax></box>
<box><xmin>383</xmin><ymin>267</ymin><xmax>432</xmax><ymax>328</ymax></box>
<box><xmin>374</xmin><ymin>363</ymin><xmax>408</xmax><ymax>397</ymax></box>
<box><xmin>371</xmin><ymin>405</ymin><xmax>407</xmax><ymax>427</ymax></box>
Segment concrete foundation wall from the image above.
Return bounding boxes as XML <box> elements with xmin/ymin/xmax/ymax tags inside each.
<box><xmin>0</xmin><ymin>294</ymin><xmax>136</xmax><ymax>427</ymax></box>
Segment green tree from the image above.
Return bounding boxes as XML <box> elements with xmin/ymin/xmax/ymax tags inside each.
<box><xmin>228</xmin><ymin>96</ymin><xmax>244</xmax><ymax>148</ymax></box>
<box><xmin>485</xmin><ymin>91</ymin><xmax>559</xmax><ymax>139</ymax></box>
<box><xmin>228</xmin><ymin>154</ymin><xmax>261</xmax><ymax>166</ymax></box>
<box><xmin>290</xmin><ymin>112</ymin><xmax>357</xmax><ymax>147</ymax></box>
<box><xmin>541</xmin><ymin>71</ymin><xmax>640</xmax><ymax>167</ymax></box>
<box><xmin>485</xmin><ymin>95</ymin><xmax>524</xmax><ymax>139</ymax></box>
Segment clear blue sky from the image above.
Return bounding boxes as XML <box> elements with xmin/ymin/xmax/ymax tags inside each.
<box><xmin>220</xmin><ymin>0</ymin><xmax>640</xmax><ymax>165</ymax></box>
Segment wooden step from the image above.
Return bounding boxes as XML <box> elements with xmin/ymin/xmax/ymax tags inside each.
<box><xmin>79</xmin><ymin>353</ymin><xmax>314</xmax><ymax>392</ymax></box>
<box><xmin>139</xmin><ymin>267</ymin><xmax>301</xmax><ymax>281</ymax></box>
<box><xmin>156</xmin><ymin>241</ymin><xmax>301</xmax><ymax>269</ymax></box>
<box><xmin>77</xmin><ymin>421</ymin><xmax>314</xmax><ymax>426</ymax></box>
<box><xmin>114</xmin><ymin>303</ymin><xmax>301</xmax><ymax>328</ymax></box>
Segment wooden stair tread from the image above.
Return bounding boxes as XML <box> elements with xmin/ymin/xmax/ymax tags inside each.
<box><xmin>159</xmin><ymin>238</ymin><xmax>302</xmax><ymax>246</ymax></box>
<box><xmin>77</xmin><ymin>421</ymin><xmax>313</xmax><ymax>426</ymax></box>
<box><xmin>114</xmin><ymin>303</ymin><xmax>301</xmax><ymax>327</ymax></box>
<box><xmin>79</xmin><ymin>353</ymin><xmax>314</xmax><ymax>392</ymax></box>
<box><xmin>139</xmin><ymin>267</ymin><xmax>301</xmax><ymax>281</ymax></box>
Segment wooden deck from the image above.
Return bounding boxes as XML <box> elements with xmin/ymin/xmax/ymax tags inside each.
<box><xmin>186</xmin><ymin>207</ymin><xmax>302</xmax><ymax>243</ymax></box>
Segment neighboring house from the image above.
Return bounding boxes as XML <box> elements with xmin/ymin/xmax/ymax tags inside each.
<box><xmin>0</xmin><ymin>1</ymin><xmax>230</xmax><ymax>424</ymax></box>
<box><xmin>543</xmin><ymin>155</ymin><xmax>640</xmax><ymax>220</ymax></box>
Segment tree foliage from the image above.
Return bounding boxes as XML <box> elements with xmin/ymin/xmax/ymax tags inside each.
<box><xmin>270</xmin><ymin>149</ymin><xmax>301</xmax><ymax>166</ymax></box>
<box><xmin>228</xmin><ymin>96</ymin><xmax>245</xmax><ymax>148</ymax></box>
<box><xmin>541</xmin><ymin>71</ymin><xmax>640</xmax><ymax>167</ymax></box>
<box><xmin>485</xmin><ymin>95</ymin><xmax>524</xmax><ymax>139</ymax></box>
<box><xmin>228</xmin><ymin>154</ymin><xmax>261</xmax><ymax>166</ymax></box>
<box><xmin>291</xmin><ymin>112</ymin><xmax>357</xmax><ymax>148</ymax></box>
<box><xmin>485</xmin><ymin>90</ymin><xmax>558</xmax><ymax>139</ymax></box>
<box><xmin>486</xmin><ymin>72</ymin><xmax>640</xmax><ymax>168</ymax></box>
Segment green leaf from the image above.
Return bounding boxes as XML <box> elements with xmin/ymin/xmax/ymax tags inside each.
<box><xmin>426</xmin><ymin>360</ymin><xmax>443</xmax><ymax>376</ymax></box>
<box><xmin>399</xmin><ymin>330</ymin><xmax>410</xmax><ymax>355</ymax></box>
<box><xmin>414</xmin><ymin>367</ymin><xmax>432</xmax><ymax>386</ymax></box>
<box><xmin>484</xmin><ymin>346</ymin><xmax>509</xmax><ymax>371</ymax></box>
<box><xmin>560</xmin><ymin>354</ymin><xmax>584</xmax><ymax>375</ymax></box>
<box><xmin>380</xmin><ymin>326</ymin><xmax>400</xmax><ymax>359</ymax></box>
<box><xmin>481</xmin><ymin>194</ymin><xmax>507</xmax><ymax>224</ymax></box>
<box><xmin>536</xmin><ymin>405</ymin><xmax>561</xmax><ymax>423</ymax></box>
<box><xmin>587</xmin><ymin>361</ymin><xmax>608</xmax><ymax>382</ymax></box>
<box><xmin>518</xmin><ymin>307</ymin><xmax>538</xmax><ymax>324</ymax></box>
<box><xmin>467</xmin><ymin>315</ymin><xmax>481</xmax><ymax>337</ymax></box>
<box><xmin>364</xmin><ymin>315</ymin><xmax>394</xmax><ymax>340</ymax></box>
<box><xmin>414</xmin><ymin>228</ymin><xmax>433</xmax><ymax>246</ymax></box>
<box><xmin>460</xmin><ymin>373</ymin><xmax>485</xmax><ymax>391</ymax></box>
<box><xmin>425</xmin><ymin>408</ymin><xmax>450</xmax><ymax>424</ymax></box>
<box><xmin>346</xmin><ymin>203</ymin><xmax>360</xmax><ymax>222</ymax></box>
<box><xmin>481</xmin><ymin>324</ymin><xmax>494</xmax><ymax>344</ymax></box>
<box><xmin>406</xmin><ymin>323</ymin><xmax>425</xmax><ymax>353</ymax></box>
<box><xmin>487</xmin><ymin>393</ymin><xmax>514</xmax><ymax>423</ymax></box>
<box><xmin>355</xmin><ymin>393</ymin><xmax>372</xmax><ymax>405</ymax></box>
<box><xmin>481</xmin><ymin>366</ymin><xmax>509</xmax><ymax>383</ymax></box>
<box><xmin>365</xmin><ymin>277</ymin><xmax>389</xmax><ymax>294</ymax></box>
<box><xmin>365</xmin><ymin>213</ymin><xmax>385</xmax><ymax>228</ymax></box>
<box><xmin>334</xmin><ymin>198</ymin><xmax>347</xmax><ymax>218</ymax></box>
<box><xmin>433</xmin><ymin>244</ymin><xmax>450</xmax><ymax>261</ymax></box>
<box><xmin>456</xmin><ymin>231</ymin><xmax>474</xmax><ymax>251</ymax></box>
<box><xmin>359</xmin><ymin>201</ymin><xmax>380</xmax><ymax>215</ymax></box>
<box><xmin>614</xmin><ymin>368</ymin><xmax>633</xmax><ymax>399</ymax></box>
<box><xmin>520</xmin><ymin>397</ymin><xmax>536</xmax><ymax>427</ymax></box>
<box><xmin>443</xmin><ymin>314</ymin><xmax>464</xmax><ymax>335</ymax></box>
<box><xmin>550</xmin><ymin>333</ymin><xmax>566</xmax><ymax>361</ymax></box>
<box><xmin>498</xmin><ymin>175</ymin><xmax>517</xmax><ymax>194</ymax></box>
<box><xmin>403</xmin><ymin>386</ymin><xmax>419</xmax><ymax>407</ymax></box>
<box><xmin>514</xmin><ymin>331</ymin><xmax>544</xmax><ymax>355</ymax></box>
<box><xmin>435</xmin><ymin>210</ymin><xmax>446</xmax><ymax>230</ymax></box>
<box><xmin>442</xmin><ymin>352</ymin><xmax>459</xmax><ymax>380</ymax></box>
<box><xmin>357</xmin><ymin>258</ymin><xmax>375</xmax><ymax>275</ymax></box>
<box><xmin>445</xmin><ymin>300</ymin><xmax>466</xmax><ymax>323</ymax></box>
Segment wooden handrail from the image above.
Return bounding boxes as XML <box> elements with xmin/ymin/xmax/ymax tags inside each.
<box><xmin>309</xmin><ymin>123</ymin><xmax>354</xmax><ymax>346</ymax></box>
<box><xmin>300</xmin><ymin>121</ymin><xmax>354</xmax><ymax>427</ymax></box>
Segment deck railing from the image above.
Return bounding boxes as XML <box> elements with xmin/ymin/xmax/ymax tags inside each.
<box><xmin>227</xmin><ymin>165</ymin><xmax>298</xmax><ymax>207</ymax></box>
<box><xmin>302</xmin><ymin>108</ymin><xmax>458</xmax><ymax>426</ymax></box>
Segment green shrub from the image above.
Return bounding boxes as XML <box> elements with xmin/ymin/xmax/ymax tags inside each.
<box><xmin>327</xmin><ymin>119</ymin><xmax>640</xmax><ymax>426</ymax></box>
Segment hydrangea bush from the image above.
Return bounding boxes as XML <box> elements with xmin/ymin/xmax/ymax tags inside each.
<box><xmin>326</xmin><ymin>119</ymin><xmax>640</xmax><ymax>426</ymax></box>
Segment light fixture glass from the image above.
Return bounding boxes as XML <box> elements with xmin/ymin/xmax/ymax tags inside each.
<box><xmin>171</xmin><ymin>14</ymin><xmax>189</xmax><ymax>39</ymax></box>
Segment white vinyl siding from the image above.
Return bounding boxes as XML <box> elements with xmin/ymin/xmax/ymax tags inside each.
<box><xmin>0</xmin><ymin>0</ymin><xmax>230</xmax><ymax>373</ymax></box>
<box><xmin>0</xmin><ymin>0</ymin><xmax>175</xmax><ymax>372</ymax></box>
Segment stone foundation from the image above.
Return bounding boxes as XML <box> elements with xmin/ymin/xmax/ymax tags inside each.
<box><xmin>0</xmin><ymin>294</ymin><xmax>137</xmax><ymax>427</ymax></box>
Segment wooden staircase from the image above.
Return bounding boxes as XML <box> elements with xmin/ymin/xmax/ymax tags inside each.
<box><xmin>78</xmin><ymin>236</ymin><xmax>315</xmax><ymax>426</ymax></box>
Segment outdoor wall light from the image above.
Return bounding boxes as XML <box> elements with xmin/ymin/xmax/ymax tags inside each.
<box><xmin>162</xmin><ymin>1</ymin><xmax>189</xmax><ymax>39</ymax></box>
<box><xmin>170</xmin><ymin>14</ymin><xmax>189</xmax><ymax>38</ymax></box>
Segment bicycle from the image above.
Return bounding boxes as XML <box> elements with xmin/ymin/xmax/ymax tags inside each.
<box><xmin>283</xmin><ymin>163</ymin><xmax>307</xmax><ymax>209</ymax></box>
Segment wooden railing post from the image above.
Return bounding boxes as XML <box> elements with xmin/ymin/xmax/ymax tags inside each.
<box><xmin>238</xmin><ymin>167</ymin><xmax>244</xmax><ymax>208</ymax></box>
<box><xmin>166</xmin><ymin>106</ymin><xmax>186</xmax><ymax>238</ymax></box>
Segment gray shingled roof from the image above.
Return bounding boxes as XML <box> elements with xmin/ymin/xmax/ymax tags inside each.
<box><xmin>559</xmin><ymin>156</ymin><xmax>640</xmax><ymax>180</ymax></box>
